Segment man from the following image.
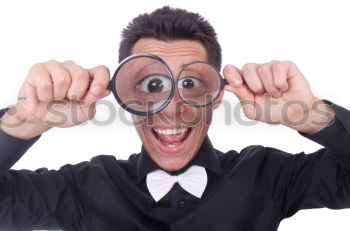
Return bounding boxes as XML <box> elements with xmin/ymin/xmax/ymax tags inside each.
<box><xmin>0</xmin><ymin>6</ymin><xmax>349</xmax><ymax>231</ymax></box>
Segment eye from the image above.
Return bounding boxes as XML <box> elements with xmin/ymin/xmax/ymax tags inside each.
<box><xmin>136</xmin><ymin>75</ymin><xmax>172</xmax><ymax>93</ymax></box>
<box><xmin>178</xmin><ymin>77</ymin><xmax>200</xmax><ymax>89</ymax></box>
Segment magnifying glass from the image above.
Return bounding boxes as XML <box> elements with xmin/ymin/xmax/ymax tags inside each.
<box><xmin>107</xmin><ymin>53</ymin><xmax>228</xmax><ymax>116</ymax></box>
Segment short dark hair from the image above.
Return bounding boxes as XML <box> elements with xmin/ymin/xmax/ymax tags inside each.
<box><xmin>118</xmin><ymin>6</ymin><xmax>222</xmax><ymax>70</ymax></box>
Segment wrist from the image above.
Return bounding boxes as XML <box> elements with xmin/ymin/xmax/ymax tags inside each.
<box><xmin>285</xmin><ymin>98</ymin><xmax>335</xmax><ymax>135</ymax></box>
<box><xmin>0</xmin><ymin>107</ymin><xmax>51</xmax><ymax>140</ymax></box>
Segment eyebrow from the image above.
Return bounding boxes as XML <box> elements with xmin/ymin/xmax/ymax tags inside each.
<box><xmin>181</xmin><ymin>64</ymin><xmax>188</xmax><ymax>69</ymax></box>
<box><xmin>135</xmin><ymin>61</ymin><xmax>171</xmax><ymax>79</ymax></box>
<box><xmin>138</xmin><ymin>62</ymin><xmax>188</xmax><ymax>76</ymax></box>
<box><xmin>130</xmin><ymin>57</ymin><xmax>205</xmax><ymax>79</ymax></box>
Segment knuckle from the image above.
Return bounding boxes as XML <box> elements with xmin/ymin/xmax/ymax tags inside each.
<box><xmin>39</xmin><ymin>82</ymin><xmax>52</xmax><ymax>91</ymax></box>
<box><xmin>28</xmin><ymin>63</ymin><xmax>46</xmax><ymax>78</ymax></box>
<box><xmin>283</xmin><ymin>60</ymin><xmax>295</xmax><ymax>66</ymax></box>
<box><xmin>95</xmin><ymin>65</ymin><xmax>110</xmax><ymax>76</ymax></box>
<box><xmin>257</xmin><ymin>64</ymin><xmax>270</xmax><ymax>75</ymax></box>
<box><xmin>274</xmin><ymin>75</ymin><xmax>285</xmax><ymax>85</ymax></box>
<box><xmin>283</xmin><ymin>60</ymin><xmax>299</xmax><ymax>76</ymax></box>
<box><xmin>247</xmin><ymin>82</ymin><xmax>264</xmax><ymax>93</ymax></box>
<box><xmin>74</xmin><ymin>68</ymin><xmax>89</xmax><ymax>80</ymax></box>
<box><xmin>46</xmin><ymin>59</ymin><xmax>58</xmax><ymax>65</ymax></box>
<box><xmin>96</xmin><ymin>65</ymin><xmax>109</xmax><ymax>72</ymax></box>
<box><xmin>272</xmin><ymin>62</ymin><xmax>284</xmax><ymax>73</ymax></box>
<box><xmin>283</xmin><ymin>60</ymin><xmax>297</xmax><ymax>70</ymax></box>
<box><xmin>30</xmin><ymin>62</ymin><xmax>44</xmax><ymax>71</ymax></box>
<box><xmin>242</xmin><ymin>63</ymin><xmax>256</xmax><ymax>73</ymax></box>
<box><xmin>55</xmin><ymin>73</ymin><xmax>71</xmax><ymax>86</ymax></box>
<box><xmin>63</xmin><ymin>60</ymin><xmax>75</xmax><ymax>65</ymax></box>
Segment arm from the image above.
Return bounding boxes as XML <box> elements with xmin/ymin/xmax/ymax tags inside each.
<box><xmin>223</xmin><ymin>60</ymin><xmax>350</xmax><ymax>221</ymax></box>
<box><xmin>0</xmin><ymin>108</ymin><xmax>88</xmax><ymax>230</ymax></box>
<box><xmin>0</xmin><ymin>60</ymin><xmax>110</xmax><ymax>230</ymax></box>
<box><xmin>262</xmin><ymin>100</ymin><xmax>350</xmax><ymax>220</ymax></box>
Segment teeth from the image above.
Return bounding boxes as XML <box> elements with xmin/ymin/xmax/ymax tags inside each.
<box><xmin>167</xmin><ymin>144</ymin><xmax>178</xmax><ymax>148</ymax></box>
<box><xmin>153</xmin><ymin>128</ymin><xmax>188</xmax><ymax>135</ymax></box>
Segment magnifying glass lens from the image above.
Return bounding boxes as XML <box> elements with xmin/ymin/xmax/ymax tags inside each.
<box><xmin>114</xmin><ymin>56</ymin><xmax>173</xmax><ymax>115</ymax></box>
<box><xmin>177</xmin><ymin>62</ymin><xmax>221</xmax><ymax>106</ymax></box>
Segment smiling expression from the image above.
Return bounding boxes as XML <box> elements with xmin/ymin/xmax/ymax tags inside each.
<box><xmin>131</xmin><ymin>38</ymin><xmax>223</xmax><ymax>171</ymax></box>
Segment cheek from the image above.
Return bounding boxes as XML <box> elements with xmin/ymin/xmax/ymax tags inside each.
<box><xmin>131</xmin><ymin>115</ymin><xmax>148</xmax><ymax>134</ymax></box>
<box><xmin>204</xmin><ymin>109</ymin><xmax>213</xmax><ymax>126</ymax></box>
<box><xmin>199</xmin><ymin>109</ymin><xmax>213</xmax><ymax>130</ymax></box>
<box><xmin>130</xmin><ymin>106</ymin><xmax>214</xmax><ymax>128</ymax></box>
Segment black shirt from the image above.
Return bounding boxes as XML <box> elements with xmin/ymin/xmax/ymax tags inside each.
<box><xmin>0</xmin><ymin>99</ymin><xmax>349</xmax><ymax>231</ymax></box>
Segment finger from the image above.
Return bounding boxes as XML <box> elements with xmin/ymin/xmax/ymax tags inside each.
<box><xmin>87</xmin><ymin>65</ymin><xmax>110</xmax><ymax>97</ymax></box>
<box><xmin>63</xmin><ymin>61</ymin><xmax>90</xmax><ymax>101</ymax></box>
<box><xmin>224</xmin><ymin>84</ymin><xmax>254</xmax><ymax>102</ymax></box>
<box><xmin>224</xmin><ymin>84</ymin><xmax>256</xmax><ymax>119</ymax></box>
<box><xmin>44</xmin><ymin>60</ymin><xmax>71</xmax><ymax>100</ymax></box>
<box><xmin>23</xmin><ymin>82</ymin><xmax>39</xmax><ymax>106</ymax></box>
<box><xmin>223</xmin><ymin>64</ymin><xmax>255</xmax><ymax>102</ymax></box>
<box><xmin>83</xmin><ymin>88</ymin><xmax>111</xmax><ymax>105</ymax></box>
<box><xmin>223</xmin><ymin>64</ymin><xmax>243</xmax><ymax>87</ymax></box>
<box><xmin>27</xmin><ymin>63</ymin><xmax>54</xmax><ymax>102</ymax></box>
<box><xmin>241</xmin><ymin>63</ymin><xmax>265</xmax><ymax>94</ymax></box>
<box><xmin>17</xmin><ymin>83</ymin><xmax>40</xmax><ymax>120</ymax></box>
<box><xmin>16</xmin><ymin>82</ymin><xmax>39</xmax><ymax>117</ymax></box>
<box><xmin>81</xmin><ymin>65</ymin><xmax>110</xmax><ymax>104</ymax></box>
<box><xmin>257</xmin><ymin>62</ymin><xmax>282</xmax><ymax>98</ymax></box>
<box><xmin>271</xmin><ymin>62</ymin><xmax>289</xmax><ymax>91</ymax></box>
<box><xmin>223</xmin><ymin>64</ymin><xmax>257</xmax><ymax>119</ymax></box>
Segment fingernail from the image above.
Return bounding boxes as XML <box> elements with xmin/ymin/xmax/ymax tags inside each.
<box><xmin>91</xmin><ymin>85</ymin><xmax>102</xmax><ymax>96</ymax></box>
<box><xmin>273</xmin><ymin>91</ymin><xmax>282</xmax><ymax>98</ymax></box>
<box><xmin>232</xmin><ymin>78</ymin><xmax>241</xmax><ymax>87</ymax></box>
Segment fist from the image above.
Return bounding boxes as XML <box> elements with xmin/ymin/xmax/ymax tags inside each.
<box><xmin>13</xmin><ymin>60</ymin><xmax>110</xmax><ymax>131</ymax></box>
<box><xmin>223</xmin><ymin>61</ymin><xmax>317</xmax><ymax>126</ymax></box>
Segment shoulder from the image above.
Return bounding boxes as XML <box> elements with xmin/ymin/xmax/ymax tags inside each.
<box><xmin>214</xmin><ymin>145</ymin><xmax>264</xmax><ymax>170</ymax></box>
<box><xmin>57</xmin><ymin>153</ymin><xmax>141</xmax><ymax>180</ymax></box>
<box><xmin>215</xmin><ymin>144</ymin><xmax>301</xmax><ymax>171</ymax></box>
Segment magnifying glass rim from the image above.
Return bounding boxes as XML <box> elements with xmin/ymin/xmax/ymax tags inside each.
<box><xmin>110</xmin><ymin>53</ymin><xmax>175</xmax><ymax>116</ymax></box>
<box><xmin>176</xmin><ymin>60</ymin><xmax>226</xmax><ymax>108</ymax></box>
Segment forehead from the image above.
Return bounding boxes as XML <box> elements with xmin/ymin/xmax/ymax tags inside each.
<box><xmin>131</xmin><ymin>38</ymin><xmax>208</xmax><ymax>65</ymax></box>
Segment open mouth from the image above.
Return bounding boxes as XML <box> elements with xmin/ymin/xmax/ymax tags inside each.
<box><xmin>151</xmin><ymin>127</ymin><xmax>192</xmax><ymax>153</ymax></box>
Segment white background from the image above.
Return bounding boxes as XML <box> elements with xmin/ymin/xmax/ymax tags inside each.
<box><xmin>0</xmin><ymin>0</ymin><xmax>349</xmax><ymax>230</ymax></box>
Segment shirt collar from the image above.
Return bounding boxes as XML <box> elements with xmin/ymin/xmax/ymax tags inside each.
<box><xmin>136</xmin><ymin>135</ymin><xmax>222</xmax><ymax>183</ymax></box>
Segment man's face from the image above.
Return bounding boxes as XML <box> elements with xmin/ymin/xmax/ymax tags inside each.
<box><xmin>131</xmin><ymin>38</ymin><xmax>221</xmax><ymax>171</ymax></box>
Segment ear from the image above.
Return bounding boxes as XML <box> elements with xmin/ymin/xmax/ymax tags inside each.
<box><xmin>213</xmin><ymin>89</ymin><xmax>225</xmax><ymax>110</ymax></box>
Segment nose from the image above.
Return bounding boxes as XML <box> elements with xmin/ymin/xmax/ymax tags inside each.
<box><xmin>159</xmin><ymin>89</ymin><xmax>184</xmax><ymax>120</ymax></box>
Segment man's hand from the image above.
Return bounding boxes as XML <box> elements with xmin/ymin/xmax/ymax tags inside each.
<box><xmin>223</xmin><ymin>61</ymin><xmax>335</xmax><ymax>134</ymax></box>
<box><xmin>0</xmin><ymin>60</ymin><xmax>110</xmax><ymax>139</ymax></box>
